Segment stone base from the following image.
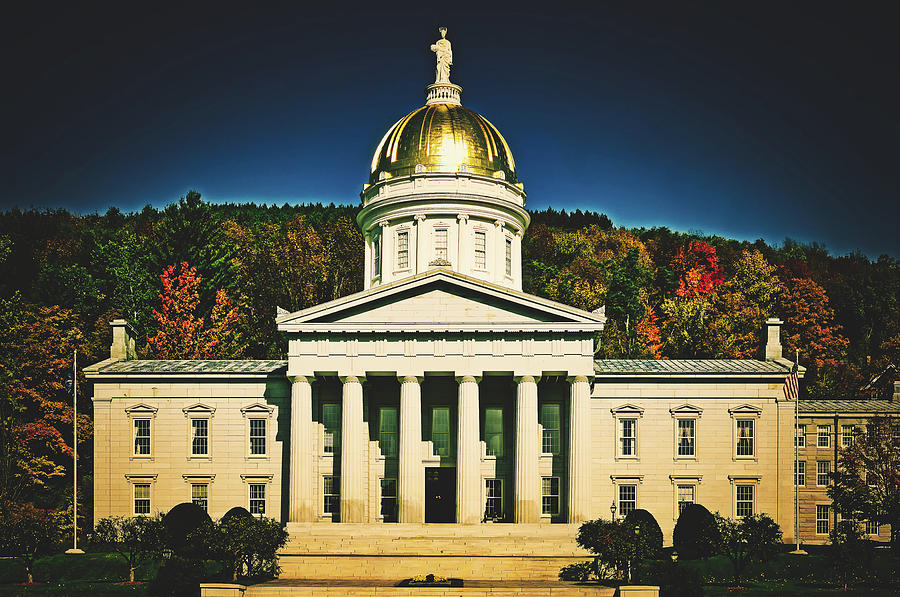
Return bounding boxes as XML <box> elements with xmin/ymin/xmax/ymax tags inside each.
<box><xmin>239</xmin><ymin>579</ymin><xmax>614</xmax><ymax>596</ymax></box>
<box><xmin>280</xmin><ymin>523</ymin><xmax>591</xmax><ymax>581</ymax></box>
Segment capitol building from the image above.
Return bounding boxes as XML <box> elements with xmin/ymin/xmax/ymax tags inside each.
<box><xmin>86</xmin><ymin>30</ymin><xmax>819</xmax><ymax>581</ymax></box>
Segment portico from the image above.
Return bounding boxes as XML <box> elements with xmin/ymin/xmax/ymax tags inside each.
<box><xmin>277</xmin><ymin>269</ymin><xmax>605</xmax><ymax>525</ymax></box>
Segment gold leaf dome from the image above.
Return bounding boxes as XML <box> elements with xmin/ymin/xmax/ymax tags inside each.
<box><xmin>369</xmin><ymin>103</ymin><xmax>517</xmax><ymax>185</ymax></box>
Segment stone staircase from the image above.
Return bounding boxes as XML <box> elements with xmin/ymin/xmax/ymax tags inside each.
<box><xmin>279</xmin><ymin>523</ymin><xmax>592</xmax><ymax>581</ymax></box>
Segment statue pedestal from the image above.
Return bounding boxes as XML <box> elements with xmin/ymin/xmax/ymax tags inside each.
<box><xmin>426</xmin><ymin>83</ymin><xmax>462</xmax><ymax>106</ymax></box>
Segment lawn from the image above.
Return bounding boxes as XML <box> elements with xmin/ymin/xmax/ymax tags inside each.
<box><xmin>0</xmin><ymin>553</ymin><xmax>156</xmax><ymax>596</ymax></box>
<box><xmin>0</xmin><ymin>582</ymin><xmax>148</xmax><ymax>597</ymax></box>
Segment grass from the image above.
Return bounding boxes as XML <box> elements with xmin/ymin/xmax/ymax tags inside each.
<box><xmin>704</xmin><ymin>582</ymin><xmax>898</xmax><ymax>596</ymax></box>
<box><xmin>0</xmin><ymin>553</ymin><xmax>158</xmax><ymax>585</ymax></box>
<box><xmin>0</xmin><ymin>582</ymin><xmax>148</xmax><ymax>597</ymax></box>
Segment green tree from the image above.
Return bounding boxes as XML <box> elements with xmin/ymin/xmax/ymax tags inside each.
<box><xmin>713</xmin><ymin>513</ymin><xmax>783</xmax><ymax>581</ymax></box>
<box><xmin>828</xmin><ymin>416</ymin><xmax>900</xmax><ymax>548</ymax></box>
<box><xmin>93</xmin><ymin>515</ymin><xmax>165</xmax><ymax>582</ymax></box>
<box><xmin>93</xmin><ymin>228</ymin><xmax>156</xmax><ymax>335</ymax></box>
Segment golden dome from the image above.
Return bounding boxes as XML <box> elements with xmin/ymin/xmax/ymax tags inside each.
<box><xmin>369</xmin><ymin>103</ymin><xmax>517</xmax><ymax>185</ymax></box>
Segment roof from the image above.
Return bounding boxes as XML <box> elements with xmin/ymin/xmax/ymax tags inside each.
<box><xmin>799</xmin><ymin>399</ymin><xmax>900</xmax><ymax>414</ymax></box>
<box><xmin>92</xmin><ymin>360</ymin><xmax>287</xmax><ymax>375</ymax></box>
<box><xmin>594</xmin><ymin>359</ymin><xmax>794</xmax><ymax>376</ymax></box>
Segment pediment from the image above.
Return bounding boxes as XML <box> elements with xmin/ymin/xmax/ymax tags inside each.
<box><xmin>611</xmin><ymin>403</ymin><xmax>645</xmax><ymax>416</ymax></box>
<box><xmin>182</xmin><ymin>403</ymin><xmax>216</xmax><ymax>417</ymax></box>
<box><xmin>670</xmin><ymin>404</ymin><xmax>703</xmax><ymax>417</ymax></box>
<box><xmin>728</xmin><ymin>404</ymin><xmax>763</xmax><ymax>415</ymax></box>
<box><xmin>276</xmin><ymin>270</ymin><xmax>606</xmax><ymax>333</ymax></box>
<box><xmin>124</xmin><ymin>403</ymin><xmax>158</xmax><ymax>415</ymax></box>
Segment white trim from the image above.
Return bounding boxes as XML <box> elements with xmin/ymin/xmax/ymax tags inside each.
<box><xmin>182</xmin><ymin>403</ymin><xmax>216</xmax><ymax>417</ymax></box>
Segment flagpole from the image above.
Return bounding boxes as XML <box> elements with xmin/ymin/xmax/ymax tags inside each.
<box><xmin>792</xmin><ymin>349</ymin><xmax>805</xmax><ymax>554</ymax></box>
<box><xmin>66</xmin><ymin>350</ymin><xmax>84</xmax><ymax>555</ymax></box>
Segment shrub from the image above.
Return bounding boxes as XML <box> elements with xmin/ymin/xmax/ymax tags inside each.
<box><xmin>163</xmin><ymin>502</ymin><xmax>211</xmax><ymax>557</ymax></box>
<box><xmin>714</xmin><ymin>512</ymin><xmax>783</xmax><ymax>581</ymax></box>
<box><xmin>558</xmin><ymin>560</ymin><xmax>596</xmax><ymax>583</ymax></box>
<box><xmin>92</xmin><ymin>514</ymin><xmax>165</xmax><ymax>582</ymax></box>
<box><xmin>207</xmin><ymin>515</ymin><xmax>289</xmax><ymax>581</ymax></box>
<box><xmin>623</xmin><ymin>508</ymin><xmax>664</xmax><ymax>562</ymax></box>
<box><xmin>575</xmin><ymin>518</ymin><xmax>629</xmax><ymax>579</ymax></box>
<box><xmin>673</xmin><ymin>503</ymin><xmax>720</xmax><ymax>560</ymax></box>
<box><xmin>222</xmin><ymin>506</ymin><xmax>252</xmax><ymax>521</ymax></box>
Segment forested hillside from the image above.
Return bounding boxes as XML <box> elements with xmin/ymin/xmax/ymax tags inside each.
<box><xmin>1</xmin><ymin>192</ymin><xmax>898</xmax><ymax>514</ymax></box>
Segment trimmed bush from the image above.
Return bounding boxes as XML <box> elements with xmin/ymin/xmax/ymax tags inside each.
<box><xmin>148</xmin><ymin>557</ymin><xmax>203</xmax><ymax>597</ymax></box>
<box><xmin>623</xmin><ymin>508</ymin><xmax>663</xmax><ymax>561</ymax></box>
<box><xmin>640</xmin><ymin>558</ymin><xmax>703</xmax><ymax>597</ymax></box>
<box><xmin>673</xmin><ymin>503</ymin><xmax>720</xmax><ymax>560</ymax></box>
<box><xmin>221</xmin><ymin>506</ymin><xmax>252</xmax><ymax>521</ymax></box>
<box><xmin>162</xmin><ymin>502</ymin><xmax>211</xmax><ymax>557</ymax></box>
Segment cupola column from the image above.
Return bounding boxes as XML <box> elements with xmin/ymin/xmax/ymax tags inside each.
<box><xmin>457</xmin><ymin>213</ymin><xmax>469</xmax><ymax>274</ymax></box>
<box><xmin>456</xmin><ymin>375</ymin><xmax>481</xmax><ymax>524</ymax></box>
<box><xmin>493</xmin><ymin>220</ymin><xmax>505</xmax><ymax>284</ymax></box>
<box><xmin>514</xmin><ymin>375</ymin><xmax>540</xmax><ymax>523</ymax></box>
<box><xmin>414</xmin><ymin>214</ymin><xmax>427</xmax><ymax>275</ymax></box>
<box><xmin>363</xmin><ymin>231</ymin><xmax>372</xmax><ymax>290</ymax></box>
<box><xmin>340</xmin><ymin>375</ymin><xmax>366</xmax><ymax>522</ymax></box>
<box><xmin>398</xmin><ymin>376</ymin><xmax>425</xmax><ymax>523</ymax></box>
<box><xmin>379</xmin><ymin>220</ymin><xmax>391</xmax><ymax>285</ymax></box>
<box><xmin>567</xmin><ymin>375</ymin><xmax>592</xmax><ymax>523</ymax></box>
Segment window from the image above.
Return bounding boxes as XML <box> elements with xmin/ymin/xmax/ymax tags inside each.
<box><xmin>865</xmin><ymin>520</ymin><xmax>880</xmax><ymax>535</ymax></box>
<box><xmin>190</xmin><ymin>418</ymin><xmax>209</xmax><ymax>456</ymax></box>
<box><xmin>474</xmin><ymin>230</ymin><xmax>486</xmax><ymax>269</ymax></box>
<box><xmin>134</xmin><ymin>419</ymin><xmax>151</xmax><ymax>455</ymax></box>
<box><xmin>134</xmin><ymin>484</ymin><xmax>151</xmax><ymax>515</ymax></box>
<box><xmin>380</xmin><ymin>478</ymin><xmax>397</xmax><ymax>522</ymax></box>
<box><xmin>379</xmin><ymin>407</ymin><xmax>398</xmax><ymax>458</ymax></box>
<box><xmin>485</xmin><ymin>478</ymin><xmax>503</xmax><ymax>520</ymax></box>
<box><xmin>249</xmin><ymin>419</ymin><xmax>266</xmax><ymax>455</ymax></box>
<box><xmin>484</xmin><ymin>407</ymin><xmax>503</xmax><ymax>457</ymax></box>
<box><xmin>249</xmin><ymin>483</ymin><xmax>266</xmax><ymax>515</ymax></box>
<box><xmin>817</xmin><ymin>460</ymin><xmax>831</xmax><ymax>486</ymax></box>
<box><xmin>191</xmin><ymin>483</ymin><xmax>208</xmax><ymax>512</ymax></box>
<box><xmin>676</xmin><ymin>419</ymin><xmax>695</xmax><ymax>457</ymax></box>
<box><xmin>619</xmin><ymin>418</ymin><xmax>637</xmax><ymax>457</ymax></box>
<box><xmin>505</xmin><ymin>237</ymin><xmax>512</xmax><ymax>275</ymax></box>
<box><xmin>795</xmin><ymin>460</ymin><xmax>806</xmax><ymax>486</ymax></box>
<box><xmin>434</xmin><ymin>228</ymin><xmax>448</xmax><ymax>260</ymax></box>
<box><xmin>324</xmin><ymin>476</ymin><xmax>340</xmax><ymax>515</ymax></box>
<box><xmin>817</xmin><ymin>425</ymin><xmax>831</xmax><ymax>448</ymax></box>
<box><xmin>432</xmin><ymin>407</ymin><xmax>450</xmax><ymax>457</ymax></box>
<box><xmin>816</xmin><ymin>504</ymin><xmax>830</xmax><ymax>534</ymax></box>
<box><xmin>735</xmin><ymin>485</ymin><xmax>754</xmax><ymax>518</ymax></box>
<box><xmin>795</xmin><ymin>424</ymin><xmax>806</xmax><ymax>447</ymax></box>
<box><xmin>540</xmin><ymin>403</ymin><xmax>560</xmax><ymax>455</ymax></box>
<box><xmin>676</xmin><ymin>484</ymin><xmax>695</xmax><ymax>516</ymax></box>
<box><xmin>396</xmin><ymin>230</ymin><xmax>409</xmax><ymax>269</ymax></box>
<box><xmin>373</xmin><ymin>235</ymin><xmax>382</xmax><ymax>277</ymax></box>
<box><xmin>618</xmin><ymin>484</ymin><xmax>637</xmax><ymax>517</ymax></box>
<box><xmin>541</xmin><ymin>477</ymin><xmax>559</xmax><ymax>515</ymax></box>
<box><xmin>842</xmin><ymin>425</ymin><xmax>854</xmax><ymax>447</ymax></box>
<box><xmin>323</xmin><ymin>403</ymin><xmax>340</xmax><ymax>454</ymax></box>
<box><xmin>736</xmin><ymin>419</ymin><xmax>754</xmax><ymax>457</ymax></box>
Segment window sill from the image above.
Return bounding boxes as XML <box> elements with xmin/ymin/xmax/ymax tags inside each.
<box><xmin>246</xmin><ymin>455</ymin><xmax>270</xmax><ymax>461</ymax></box>
<box><xmin>616</xmin><ymin>455</ymin><xmax>639</xmax><ymax>461</ymax></box>
<box><xmin>129</xmin><ymin>456</ymin><xmax>153</xmax><ymax>461</ymax></box>
<box><xmin>674</xmin><ymin>456</ymin><xmax>697</xmax><ymax>461</ymax></box>
<box><xmin>187</xmin><ymin>456</ymin><xmax>211</xmax><ymax>461</ymax></box>
<box><xmin>733</xmin><ymin>455</ymin><xmax>757</xmax><ymax>461</ymax></box>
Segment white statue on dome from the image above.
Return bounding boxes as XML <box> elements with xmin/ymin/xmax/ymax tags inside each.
<box><xmin>430</xmin><ymin>27</ymin><xmax>453</xmax><ymax>83</ymax></box>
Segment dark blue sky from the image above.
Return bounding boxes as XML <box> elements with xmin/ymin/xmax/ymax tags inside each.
<box><xmin>3</xmin><ymin>2</ymin><xmax>898</xmax><ymax>257</ymax></box>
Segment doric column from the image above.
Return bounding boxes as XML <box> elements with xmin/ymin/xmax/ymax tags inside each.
<box><xmin>379</xmin><ymin>220</ymin><xmax>391</xmax><ymax>284</ymax></box>
<box><xmin>514</xmin><ymin>375</ymin><xmax>540</xmax><ymax>523</ymax></box>
<box><xmin>340</xmin><ymin>375</ymin><xmax>365</xmax><ymax>522</ymax></box>
<box><xmin>414</xmin><ymin>214</ymin><xmax>426</xmax><ymax>275</ymax></box>
<box><xmin>567</xmin><ymin>375</ymin><xmax>592</xmax><ymax>523</ymax></box>
<box><xmin>456</xmin><ymin>375</ymin><xmax>481</xmax><ymax>524</ymax></box>
<box><xmin>289</xmin><ymin>376</ymin><xmax>315</xmax><ymax>522</ymax></box>
<box><xmin>457</xmin><ymin>213</ymin><xmax>469</xmax><ymax>274</ymax></box>
<box><xmin>398</xmin><ymin>375</ymin><xmax>424</xmax><ymax>523</ymax></box>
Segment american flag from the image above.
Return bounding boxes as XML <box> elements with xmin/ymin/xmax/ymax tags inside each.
<box><xmin>783</xmin><ymin>362</ymin><xmax>799</xmax><ymax>400</ymax></box>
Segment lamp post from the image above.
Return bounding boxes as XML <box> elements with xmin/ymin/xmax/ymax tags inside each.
<box><xmin>609</xmin><ymin>500</ymin><xmax>616</xmax><ymax>520</ymax></box>
<box><xmin>64</xmin><ymin>351</ymin><xmax>83</xmax><ymax>555</ymax></box>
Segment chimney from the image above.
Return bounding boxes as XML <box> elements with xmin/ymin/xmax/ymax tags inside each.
<box><xmin>764</xmin><ymin>318</ymin><xmax>783</xmax><ymax>361</ymax></box>
<box><xmin>893</xmin><ymin>381</ymin><xmax>900</xmax><ymax>403</ymax></box>
<box><xmin>110</xmin><ymin>319</ymin><xmax>137</xmax><ymax>360</ymax></box>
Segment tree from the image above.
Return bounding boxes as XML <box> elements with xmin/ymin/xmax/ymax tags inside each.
<box><xmin>146</xmin><ymin>263</ymin><xmax>246</xmax><ymax>359</ymax></box>
<box><xmin>206</xmin><ymin>514</ymin><xmax>288</xmax><ymax>581</ymax></box>
<box><xmin>574</xmin><ymin>515</ymin><xmax>660</xmax><ymax>583</ymax></box>
<box><xmin>673</xmin><ymin>503</ymin><xmax>720</xmax><ymax>560</ymax></box>
<box><xmin>622</xmin><ymin>508</ymin><xmax>663</xmax><ymax>563</ymax></box>
<box><xmin>93</xmin><ymin>228</ymin><xmax>156</xmax><ymax>335</ymax></box>
<box><xmin>713</xmin><ymin>513</ymin><xmax>783</xmax><ymax>581</ymax></box>
<box><xmin>0</xmin><ymin>501</ymin><xmax>61</xmax><ymax>584</ymax></box>
<box><xmin>828</xmin><ymin>415</ymin><xmax>900</xmax><ymax>548</ymax></box>
<box><xmin>92</xmin><ymin>515</ymin><xmax>165</xmax><ymax>582</ymax></box>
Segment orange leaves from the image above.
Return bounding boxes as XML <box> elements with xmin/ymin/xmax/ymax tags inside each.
<box><xmin>673</xmin><ymin>240</ymin><xmax>724</xmax><ymax>298</ymax></box>
<box><xmin>146</xmin><ymin>262</ymin><xmax>246</xmax><ymax>359</ymax></box>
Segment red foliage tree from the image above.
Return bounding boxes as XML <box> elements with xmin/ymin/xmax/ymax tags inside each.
<box><xmin>672</xmin><ymin>240</ymin><xmax>724</xmax><ymax>297</ymax></box>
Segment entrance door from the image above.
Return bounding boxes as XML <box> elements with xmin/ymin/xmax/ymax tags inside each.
<box><xmin>425</xmin><ymin>467</ymin><xmax>456</xmax><ymax>523</ymax></box>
